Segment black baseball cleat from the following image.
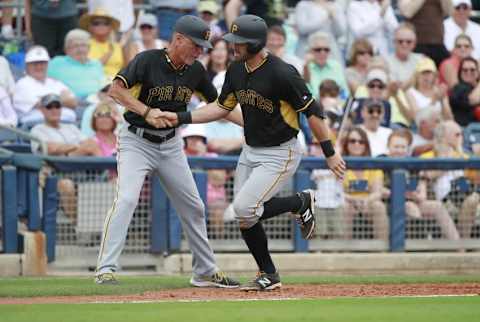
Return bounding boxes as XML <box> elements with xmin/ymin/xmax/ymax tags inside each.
<box><xmin>240</xmin><ymin>271</ymin><xmax>282</xmax><ymax>291</ymax></box>
<box><xmin>294</xmin><ymin>189</ymin><xmax>316</xmax><ymax>240</ymax></box>
<box><xmin>190</xmin><ymin>271</ymin><xmax>240</xmax><ymax>288</ymax></box>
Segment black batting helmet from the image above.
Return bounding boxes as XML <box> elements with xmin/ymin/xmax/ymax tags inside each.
<box><xmin>223</xmin><ymin>15</ymin><xmax>267</xmax><ymax>54</ymax></box>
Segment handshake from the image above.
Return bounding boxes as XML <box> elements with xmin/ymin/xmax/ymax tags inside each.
<box><xmin>145</xmin><ymin>109</ymin><xmax>180</xmax><ymax>129</ymax></box>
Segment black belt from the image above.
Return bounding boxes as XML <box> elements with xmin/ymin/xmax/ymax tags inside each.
<box><xmin>128</xmin><ymin>125</ymin><xmax>175</xmax><ymax>144</ymax></box>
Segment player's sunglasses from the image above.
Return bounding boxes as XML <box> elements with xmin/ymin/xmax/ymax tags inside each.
<box><xmin>395</xmin><ymin>39</ymin><xmax>413</xmax><ymax>45</ymax></box>
<box><xmin>367</xmin><ymin>82</ymin><xmax>386</xmax><ymax>90</ymax></box>
<box><xmin>91</xmin><ymin>19</ymin><xmax>111</xmax><ymax>27</ymax></box>
<box><xmin>347</xmin><ymin>138</ymin><xmax>365</xmax><ymax>145</ymax></box>
<box><xmin>140</xmin><ymin>24</ymin><xmax>154</xmax><ymax>30</ymax></box>
<box><xmin>45</xmin><ymin>103</ymin><xmax>61</xmax><ymax>110</ymax></box>
<box><xmin>455</xmin><ymin>43</ymin><xmax>471</xmax><ymax>49</ymax></box>
<box><xmin>312</xmin><ymin>47</ymin><xmax>330</xmax><ymax>53</ymax></box>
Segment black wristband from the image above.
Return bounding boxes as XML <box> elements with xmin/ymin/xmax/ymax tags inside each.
<box><xmin>177</xmin><ymin>111</ymin><xmax>192</xmax><ymax>125</ymax></box>
<box><xmin>320</xmin><ymin>140</ymin><xmax>335</xmax><ymax>158</ymax></box>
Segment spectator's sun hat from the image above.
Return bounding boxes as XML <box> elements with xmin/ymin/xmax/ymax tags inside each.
<box><xmin>40</xmin><ymin>94</ymin><xmax>61</xmax><ymax>108</ymax></box>
<box><xmin>416</xmin><ymin>57</ymin><xmax>437</xmax><ymax>73</ymax></box>
<box><xmin>91</xmin><ymin>102</ymin><xmax>118</xmax><ymax>131</ymax></box>
<box><xmin>25</xmin><ymin>46</ymin><xmax>50</xmax><ymax>63</ymax></box>
<box><xmin>366</xmin><ymin>68</ymin><xmax>388</xmax><ymax>84</ymax></box>
<box><xmin>198</xmin><ymin>0</ymin><xmax>219</xmax><ymax>15</ymax></box>
<box><xmin>452</xmin><ymin>0</ymin><xmax>472</xmax><ymax>8</ymax></box>
<box><xmin>182</xmin><ymin>123</ymin><xmax>207</xmax><ymax>140</ymax></box>
<box><xmin>137</xmin><ymin>13</ymin><xmax>157</xmax><ymax>28</ymax></box>
<box><xmin>79</xmin><ymin>8</ymin><xmax>120</xmax><ymax>31</ymax></box>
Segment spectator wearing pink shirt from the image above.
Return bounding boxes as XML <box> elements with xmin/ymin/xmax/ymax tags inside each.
<box><xmin>90</xmin><ymin>101</ymin><xmax>118</xmax><ymax>157</ymax></box>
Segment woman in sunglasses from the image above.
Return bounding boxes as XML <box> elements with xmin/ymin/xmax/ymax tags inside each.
<box><xmin>79</xmin><ymin>8</ymin><xmax>125</xmax><ymax>80</ymax></box>
<box><xmin>406</xmin><ymin>57</ymin><xmax>454</xmax><ymax>122</ymax></box>
<box><xmin>90</xmin><ymin>102</ymin><xmax>119</xmax><ymax>157</ymax></box>
<box><xmin>439</xmin><ymin>34</ymin><xmax>474</xmax><ymax>90</ymax></box>
<box><xmin>345</xmin><ymin>39</ymin><xmax>374</xmax><ymax>94</ymax></box>
<box><xmin>341</xmin><ymin>126</ymin><xmax>389</xmax><ymax>243</ymax></box>
<box><xmin>449</xmin><ymin>56</ymin><xmax>480</xmax><ymax>126</ymax></box>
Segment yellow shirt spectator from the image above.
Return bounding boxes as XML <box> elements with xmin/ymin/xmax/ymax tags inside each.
<box><xmin>88</xmin><ymin>39</ymin><xmax>124</xmax><ymax>80</ymax></box>
<box><xmin>343</xmin><ymin>169</ymin><xmax>384</xmax><ymax>197</ymax></box>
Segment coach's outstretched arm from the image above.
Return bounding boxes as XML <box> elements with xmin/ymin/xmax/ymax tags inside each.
<box><xmin>108</xmin><ymin>79</ymin><xmax>172</xmax><ymax>129</ymax></box>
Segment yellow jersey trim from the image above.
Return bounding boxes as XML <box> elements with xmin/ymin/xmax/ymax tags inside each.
<box><xmin>244</xmin><ymin>54</ymin><xmax>268</xmax><ymax>73</ymax></box>
<box><xmin>217</xmin><ymin>93</ymin><xmax>237</xmax><ymax>110</ymax></box>
<box><xmin>129</xmin><ymin>83</ymin><xmax>142</xmax><ymax>99</ymax></box>
<box><xmin>116</xmin><ymin>75</ymin><xmax>129</xmax><ymax>88</ymax></box>
<box><xmin>279</xmin><ymin>100</ymin><xmax>300</xmax><ymax>130</ymax></box>
<box><xmin>297</xmin><ymin>98</ymin><xmax>314</xmax><ymax>113</ymax></box>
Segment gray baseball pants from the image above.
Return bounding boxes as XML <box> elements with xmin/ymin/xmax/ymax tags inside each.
<box><xmin>233</xmin><ymin>138</ymin><xmax>303</xmax><ymax>227</ymax></box>
<box><xmin>96</xmin><ymin>124</ymin><xmax>218</xmax><ymax>277</ymax></box>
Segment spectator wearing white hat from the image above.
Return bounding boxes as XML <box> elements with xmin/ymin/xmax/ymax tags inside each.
<box><xmin>444</xmin><ymin>0</ymin><xmax>480</xmax><ymax>59</ymax></box>
<box><xmin>126</xmin><ymin>13</ymin><xmax>167</xmax><ymax>62</ymax></box>
<box><xmin>13</xmin><ymin>46</ymin><xmax>78</xmax><ymax>125</ymax></box>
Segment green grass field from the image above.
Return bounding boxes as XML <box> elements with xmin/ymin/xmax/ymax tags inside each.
<box><xmin>1</xmin><ymin>275</ymin><xmax>479</xmax><ymax>322</ymax></box>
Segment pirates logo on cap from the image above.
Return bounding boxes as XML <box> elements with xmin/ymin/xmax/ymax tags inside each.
<box><xmin>231</xmin><ymin>24</ymin><xmax>238</xmax><ymax>33</ymax></box>
<box><xmin>204</xmin><ymin>30</ymin><xmax>211</xmax><ymax>40</ymax></box>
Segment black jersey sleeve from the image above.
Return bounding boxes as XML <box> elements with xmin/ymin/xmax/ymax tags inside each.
<box><xmin>194</xmin><ymin>63</ymin><xmax>218</xmax><ymax>103</ymax></box>
<box><xmin>115</xmin><ymin>52</ymin><xmax>148</xmax><ymax>89</ymax></box>
<box><xmin>278</xmin><ymin>63</ymin><xmax>315</xmax><ymax>112</ymax></box>
<box><xmin>217</xmin><ymin>67</ymin><xmax>238</xmax><ymax>111</ymax></box>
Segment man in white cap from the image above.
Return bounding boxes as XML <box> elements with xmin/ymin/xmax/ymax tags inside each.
<box><xmin>13</xmin><ymin>45</ymin><xmax>78</xmax><ymax>125</ymax></box>
<box><xmin>444</xmin><ymin>0</ymin><xmax>480</xmax><ymax>59</ymax></box>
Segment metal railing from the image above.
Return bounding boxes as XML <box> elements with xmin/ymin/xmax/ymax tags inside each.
<box><xmin>2</xmin><ymin>154</ymin><xmax>480</xmax><ymax>269</ymax></box>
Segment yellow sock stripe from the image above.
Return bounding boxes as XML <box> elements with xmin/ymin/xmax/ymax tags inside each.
<box><xmin>96</xmin><ymin>135</ymin><xmax>121</xmax><ymax>271</ymax></box>
<box><xmin>253</xmin><ymin>147</ymin><xmax>294</xmax><ymax>216</ymax></box>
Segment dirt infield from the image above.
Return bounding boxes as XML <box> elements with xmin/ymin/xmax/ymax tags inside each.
<box><xmin>1</xmin><ymin>283</ymin><xmax>479</xmax><ymax>304</ymax></box>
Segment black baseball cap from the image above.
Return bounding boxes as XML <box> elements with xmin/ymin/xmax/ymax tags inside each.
<box><xmin>174</xmin><ymin>15</ymin><xmax>212</xmax><ymax>49</ymax></box>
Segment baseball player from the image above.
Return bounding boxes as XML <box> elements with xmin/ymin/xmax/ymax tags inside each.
<box><xmin>94</xmin><ymin>15</ymin><xmax>239</xmax><ymax>288</ymax></box>
<box><xmin>162</xmin><ymin>15</ymin><xmax>346</xmax><ymax>291</ymax></box>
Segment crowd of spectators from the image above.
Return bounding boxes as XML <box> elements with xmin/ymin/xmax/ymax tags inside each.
<box><xmin>1</xmin><ymin>0</ymin><xmax>480</xmax><ymax>241</ymax></box>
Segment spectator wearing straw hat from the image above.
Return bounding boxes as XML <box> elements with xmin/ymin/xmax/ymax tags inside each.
<box><xmin>79</xmin><ymin>8</ymin><xmax>125</xmax><ymax>79</ymax></box>
<box><xmin>24</xmin><ymin>0</ymin><xmax>79</xmax><ymax>57</ymax></box>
